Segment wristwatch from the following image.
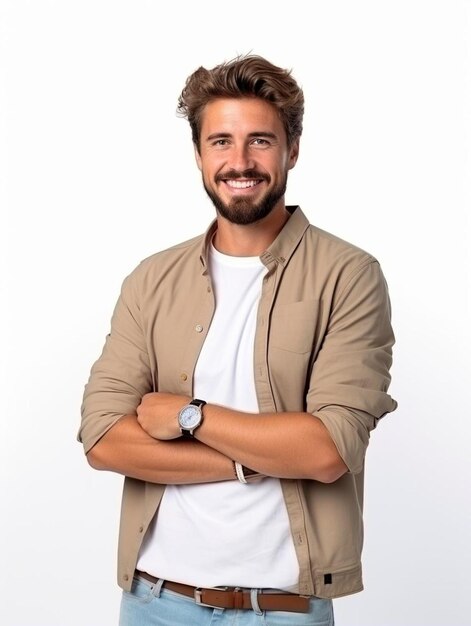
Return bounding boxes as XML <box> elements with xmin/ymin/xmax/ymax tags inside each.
<box><xmin>178</xmin><ymin>398</ymin><xmax>206</xmax><ymax>437</ymax></box>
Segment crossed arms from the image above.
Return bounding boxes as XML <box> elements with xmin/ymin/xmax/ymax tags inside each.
<box><xmin>87</xmin><ymin>393</ymin><xmax>348</xmax><ymax>484</ymax></box>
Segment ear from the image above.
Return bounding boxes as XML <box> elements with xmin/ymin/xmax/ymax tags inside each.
<box><xmin>194</xmin><ymin>143</ymin><xmax>202</xmax><ymax>171</ymax></box>
<box><xmin>287</xmin><ymin>138</ymin><xmax>300</xmax><ymax>170</ymax></box>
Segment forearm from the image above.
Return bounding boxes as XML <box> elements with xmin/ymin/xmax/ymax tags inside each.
<box><xmin>195</xmin><ymin>404</ymin><xmax>348</xmax><ymax>483</ymax></box>
<box><xmin>87</xmin><ymin>414</ymin><xmax>235</xmax><ymax>484</ymax></box>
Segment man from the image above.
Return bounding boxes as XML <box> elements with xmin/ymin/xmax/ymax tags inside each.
<box><xmin>78</xmin><ymin>54</ymin><xmax>397</xmax><ymax>625</ymax></box>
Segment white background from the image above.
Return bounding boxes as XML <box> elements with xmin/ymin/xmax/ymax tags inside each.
<box><xmin>1</xmin><ymin>1</ymin><xmax>470</xmax><ymax>625</ymax></box>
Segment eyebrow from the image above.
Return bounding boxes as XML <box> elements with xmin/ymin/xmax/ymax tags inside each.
<box><xmin>205</xmin><ymin>131</ymin><xmax>279</xmax><ymax>142</ymax></box>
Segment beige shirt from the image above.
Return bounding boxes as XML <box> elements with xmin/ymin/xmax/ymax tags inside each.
<box><xmin>78</xmin><ymin>206</ymin><xmax>397</xmax><ymax>599</ymax></box>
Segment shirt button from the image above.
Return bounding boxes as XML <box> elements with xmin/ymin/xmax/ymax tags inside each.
<box><xmin>180</xmin><ymin>373</ymin><xmax>188</xmax><ymax>381</ymax></box>
<box><xmin>139</xmin><ymin>526</ymin><xmax>144</xmax><ymax>533</ymax></box>
<box><xmin>123</xmin><ymin>574</ymin><xmax>129</xmax><ymax>581</ymax></box>
<box><xmin>195</xmin><ymin>324</ymin><xmax>203</xmax><ymax>333</ymax></box>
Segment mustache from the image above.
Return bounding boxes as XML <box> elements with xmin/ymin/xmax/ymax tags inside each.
<box><xmin>215</xmin><ymin>169</ymin><xmax>270</xmax><ymax>182</ymax></box>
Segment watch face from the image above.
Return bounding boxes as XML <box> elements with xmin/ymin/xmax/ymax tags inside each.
<box><xmin>179</xmin><ymin>405</ymin><xmax>201</xmax><ymax>430</ymax></box>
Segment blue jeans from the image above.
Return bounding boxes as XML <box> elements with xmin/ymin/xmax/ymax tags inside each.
<box><xmin>119</xmin><ymin>575</ymin><xmax>335</xmax><ymax>626</ymax></box>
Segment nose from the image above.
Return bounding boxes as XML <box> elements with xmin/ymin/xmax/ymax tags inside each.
<box><xmin>228</xmin><ymin>143</ymin><xmax>255</xmax><ymax>173</ymax></box>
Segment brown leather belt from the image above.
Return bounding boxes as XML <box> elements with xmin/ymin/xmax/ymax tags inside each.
<box><xmin>136</xmin><ymin>570</ymin><xmax>310</xmax><ymax>613</ymax></box>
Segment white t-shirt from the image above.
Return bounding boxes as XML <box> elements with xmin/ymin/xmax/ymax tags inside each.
<box><xmin>136</xmin><ymin>244</ymin><xmax>299</xmax><ymax>590</ymax></box>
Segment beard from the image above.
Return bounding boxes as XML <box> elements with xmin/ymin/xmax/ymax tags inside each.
<box><xmin>202</xmin><ymin>170</ymin><xmax>288</xmax><ymax>226</ymax></box>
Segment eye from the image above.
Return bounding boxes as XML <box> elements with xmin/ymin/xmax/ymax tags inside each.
<box><xmin>251</xmin><ymin>137</ymin><xmax>270</xmax><ymax>146</ymax></box>
<box><xmin>211</xmin><ymin>139</ymin><xmax>229</xmax><ymax>147</ymax></box>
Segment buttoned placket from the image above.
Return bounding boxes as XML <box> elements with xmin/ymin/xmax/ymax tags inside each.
<box><xmin>176</xmin><ymin>257</ymin><xmax>215</xmax><ymax>397</ymax></box>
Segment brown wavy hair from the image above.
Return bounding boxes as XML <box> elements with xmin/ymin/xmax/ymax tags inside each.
<box><xmin>177</xmin><ymin>54</ymin><xmax>304</xmax><ymax>152</ymax></box>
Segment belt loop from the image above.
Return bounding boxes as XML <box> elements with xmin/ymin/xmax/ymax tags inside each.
<box><xmin>250</xmin><ymin>588</ymin><xmax>263</xmax><ymax>615</ymax></box>
<box><xmin>233</xmin><ymin>587</ymin><xmax>243</xmax><ymax>609</ymax></box>
<box><xmin>151</xmin><ymin>578</ymin><xmax>164</xmax><ymax>597</ymax></box>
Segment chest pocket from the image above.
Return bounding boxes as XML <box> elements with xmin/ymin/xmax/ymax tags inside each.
<box><xmin>269</xmin><ymin>300</ymin><xmax>320</xmax><ymax>354</ymax></box>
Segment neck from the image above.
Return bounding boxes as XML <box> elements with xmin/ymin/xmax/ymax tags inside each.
<box><xmin>213</xmin><ymin>205</ymin><xmax>291</xmax><ymax>256</ymax></box>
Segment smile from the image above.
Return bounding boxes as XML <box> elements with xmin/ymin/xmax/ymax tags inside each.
<box><xmin>224</xmin><ymin>179</ymin><xmax>262</xmax><ymax>189</ymax></box>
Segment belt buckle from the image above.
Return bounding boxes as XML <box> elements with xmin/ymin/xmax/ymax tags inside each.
<box><xmin>194</xmin><ymin>586</ymin><xmax>237</xmax><ymax>610</ymax></box>
<box><xmin>194</xmin><ymin>587</ymin><xmax>220</xmax><ymax>609</ymax></box>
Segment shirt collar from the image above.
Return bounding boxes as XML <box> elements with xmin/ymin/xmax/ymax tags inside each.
<box><xmin>199</xmin><ymin>206</ymin><xmax>310</xmax><ymax>271</ymax></box>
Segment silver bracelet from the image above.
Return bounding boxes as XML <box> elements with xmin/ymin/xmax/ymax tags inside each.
<box><xmin>234</xmin><ymin>461</ymin><xmax>248</xmax><ymax>484</ymax></box>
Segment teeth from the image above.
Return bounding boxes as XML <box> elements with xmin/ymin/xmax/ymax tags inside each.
<box><xmin>226</xmin><ymin>179</ymin><xmax>260</xmax><ymax>189</ymax></box>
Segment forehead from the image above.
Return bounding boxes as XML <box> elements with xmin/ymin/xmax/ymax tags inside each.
<box><xmin>199</xmin><ymin>97</ymin><xmax>285</xmax><ymax>138</ymax></box>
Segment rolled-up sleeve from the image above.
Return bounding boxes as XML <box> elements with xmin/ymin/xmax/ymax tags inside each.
<box><xmin>307</xmin><ymin>259</ymin><xmax>397</xmax><ymax>474</ymax></box>
<box><xmin>77</xmin><ymin>270</ymin><xmax>153</xmax><ymax>454</ymax></box>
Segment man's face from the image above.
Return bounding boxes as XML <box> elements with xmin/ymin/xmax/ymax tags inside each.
<box><xmin>195</xmin><ymin>98</ymin><xmax>299</xmax><ymax>225</ymax></box>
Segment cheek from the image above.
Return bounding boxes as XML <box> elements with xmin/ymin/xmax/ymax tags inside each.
<box><xmin>262</xmin><ymin>153</ymin><xmax>286</xmax><ymax>174</ymax></box>
<box><xmin>202</xmin><ymin>159</ymin><xmax>226</xmax><ymax>181</ymax></box>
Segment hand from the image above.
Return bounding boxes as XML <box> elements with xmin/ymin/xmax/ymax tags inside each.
<box><xmin>136</xmin><ymin>392</ymin><xmax>190</xmax><ymax>440</ymax></box>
